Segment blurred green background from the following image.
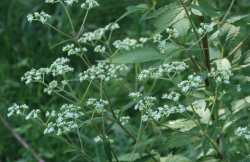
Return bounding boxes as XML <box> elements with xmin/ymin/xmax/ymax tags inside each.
<box><xmin>1</xmin><ymin>0</ymin><xmax>250</xmax><ymax>161</ymax></box>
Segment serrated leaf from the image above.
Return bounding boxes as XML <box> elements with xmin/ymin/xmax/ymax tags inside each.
<box><xmin>105</xmin><ymin>116</ymin><xmax>120</xmax><ymax>134</ymax></box>
<box><xmin>221</xmin><ymin>99</ymin><xmax>232</xmax><ymax>113</ymax></box>
<box><xmin>221</xmin><ymin>58</ymin><xmax>231</xmax><ymax>69</ymax></box>
<box><xmin>162</xmin><ymin>119</ymin><xmax>197</xmax><ymax>131</ymax></box>
<box><xmin>241</xmin><ymin>50</ymin><xmax>250</xmax><ymax>68</ymax></box>
<box><xmin>218</xmin><ymin>23</ymin><xmax>240</xmax><ymax>50</ymax></box>
<box><xmin>219</xmin><ymin>133</ymin><xmax>230</xmax><ymax>160</ymax></box>
<box><xmin>66</xmin><ymin>155</ymin><xmax>80</xmax><ymax>162</ymax></box>
<box><xmin>195</xmin><ymin>155</ymin><xmax>220</xmax><ymax>162</ymax></box>
<box><xmin>198</xmin><ymin>1</ymin><xmax>219</xmax><ymax>17</ymax></box>
<box><xmin>190</xmin><ymin>5</ymin><xmax>208</xmax><ymax>15</ymax></box>
<box><xmin>103</xmin><ymin>139</ymin><xmax>112</xmax><ymax>162</ymax></box>
<box><xmin>97</xmin><ymin>47</ymin><xmax>164</xmax><ymax>64</ymax></box>
<box><xmin>139</xmin><ymin>10</ymin><xmax>150</xmax><ymax>23</ymax></box>
<box><xmin>191</xmin><ymin>8</ymin><xmax>202</xmax><ymax>16</ymax></box>
<box><xmin>226</xmin><ymin>14</ymin><xmax>250</xmax><ymax>24</ymax></box>
<box><xmin>133</xmin><ymin>154</ymin><xmax>157</xmax><ymax>162</ymax></box>
<box><xmin>231</xmin><ymin>49</ymin><xmax>242</xmax><ymax>65</ymax></box>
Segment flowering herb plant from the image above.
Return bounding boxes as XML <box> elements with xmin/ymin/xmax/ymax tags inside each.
<box><xmin>8</xmin><ymin>0</ymin><xmax>250</xmax><ymax>161</ymax></box>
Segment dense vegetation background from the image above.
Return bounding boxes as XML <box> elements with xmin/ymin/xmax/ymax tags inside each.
<box><xmin>1</xmin><ymin>0</ymin><xmax>250</xmax><ymax>161</ymax></box>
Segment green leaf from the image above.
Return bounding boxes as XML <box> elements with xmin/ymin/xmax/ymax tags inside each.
<box><xmin>163</xmin><ymin>48</ymin><xmax>183</xmax><ymax>62</ymax></box>
<box><xmin>221</xmin><ymin>99</ymin><xmax>232</xmax><ymax>113</ymax></box>
<box><xmin>139</xmin><ymin>10</ymin><xmax>150</xmax><ymax>23</ymax></box>
<box><xmin>66</xmin><ymin>155</ymin><xmax>80</xmax><ymax>162</ymax></box>
<box><xmin>221</xmin><ymin>58</ymin><xmax>231</xmax><ymax>69</ymax></box>
<box><xmin>190</xmin><ymin>5</ymin><xmax>208</xmax><ymax>15</ymax></box>
<box><xmin>133</xmin><ymin>154</ymin><xmax>157</xmax><ymax>162</ymax></box>
<box><xmin>226</xmin><ymin>14</ymin><xmax>250</xmax><ymax>24</ymax></box>
<box><xmin>218</xmin><ymin>23</ymin><xmax>240</xmax><ymax>49</ymax></box>
<box><xmin>195</xmin><ymin>155</ymin><xmax>220</xmax><ymax>162</ymax></box>
<box><xmin>202</xmin><ymin>128</ymin><xmax>220</xmax><ymax>156</ymax></box>
<box><xmin>115</xmin><ymin>4</ymin><xmax>147</xmax><ymax>23</ymax></box>
<box><xmin>116</xmin><ymin>74</ymin><xmax>135</xmax><ymax>82</ymax></box>
<box><xmin>219</xmin><ymin>133</ymin><xmax>230</xmax><ymax>160</ymax></box>
<box><xmin>173</xmin><ymin>18</ymin><xmax>190</xmax><ymax>38</ymax></box>
<box><xmin>97</xmin><ymin>47</ymin><xmax>164</xmax><ymax>64</ymax></box>
<box><xmin>103</xmin><ymin>139</ymin><xmax>112</xmax><ymax>162</ymax></box>
<box><xmin>62</xmin><ymin>149</ymin><xmax>77</xmax><ymax>154</ymax></box>
<box><xmin>121</xmin><ymin>100</ymin><xmax>136</xmax><ymax>113</ymax></box>
<box><xmin>50</xmin><ymin>39</ymin><xmax>72</xmax><ymax>49</ymax></box>
<box><xmin>198</xmin><ymin>1</ymin><xmax>219</xmax><ymax>17</ymax></box>
<box><xmin>202</xmin><ymin>136</ymin><xmax>210</xmax><ymax>156</ymax></box>
<box><xmin>208</xmin><ymin>120</ymin><xmax>226</xmax><ymax>130</ymax></box>
<box><xmin>151</xmin><ymin>3</ymin><xmax>183</xmax><ymax>36</ymax></box>
<box><xmin>160</xmin><ymin>153</ymin><xmax>191</xmax><ymax>162</ymax></box>
<box><xmin>161</xmin><ymin>119</ymin><xmax>197</xmax><ymax>131</ymax></box>
<box><xmin>105</xmin><ymin>116</ymin><xmax>120</xmax><ymax>134</ymax></box>
<box><xmin>241</xmin><ymin>50</ymin><xmax>250</xmax><ymax>68</ymax></box>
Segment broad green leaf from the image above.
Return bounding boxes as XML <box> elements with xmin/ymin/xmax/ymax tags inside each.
<box><xmin>139</xmin><ymin>10</ymin><xmax>150</xmax><ymax>23</ymax></box>
<box><xmin>163</xmin><ymin>48</ymin><xmax>183</xmax><ymax>63</ymax></box>
<box><xmin>224</xmin><ymin>85</ymin><xmax>250</xmax><ymax>97</ymax></box>
<box><xmin>231</xmin><ymin>49</ymin><xmax>242</xmax><ymax>66</ymax></box>
<box><xmin>151</xmin><ymin>3</ymin><xmax>183</xmax><ymax>36</ymax></box>
<box><xmin>115</xmin><ymin>4</ymin><xmax>148</xmax><ymax>23</ymax></box>
<box><xmin>218</xmin><ymin>23</ymin><xmax>240</xmax><ymax>49</ymax></box>
<box><xmin>133</xmin><ymin>154</ymin><xmax>157</xmax><ymax>162</ymax></box>
<box><xmin>195</xmin><ymin>155</ymin><xmax>220</xmax><ymax>162</ymax></box>
<box><xmin>202</xmin><ymin>136</ymin><xmax>210</xmax><ymax>156</ymax></box>
<box><xmin>208</xmin><ymin>120</ymin><xmax>226</xmax><ymax>130</ymax></box>
<box><xmin>226</xmin><ymin>14</ymin><xmax>250</xmax><ymax>24</ymax></box>
<box><xmin>103</xmin><ymin>139</ymin><xmax>112</xmax><ymax>162</ymax></box>
<box><xmin>173</xmin><ymin>18</ymin><xmax>191</xmax><ymax>38</ymax></box>
<box><xmin>191</xmin><ymin>8</ymin><xmax>202</xmax><ymax>16</ymax></box>
<box><xmin>241</xmin><ymin>50</ymin><xmax>250</xmax><ymax>68</ymax></box>
<box><xmin>162</xmin><ymin>119</ymin><xmax>197</xmax><ymax>132</ymax></box>
<box><xmin>160</xmin><ymin>153</ymin><xmax>191</xmax><ymax>162</ymax></box>
<box><xmin>221</xmin><ymin>58</ymin><xmax>231</xmax><ymax>69</ymax></box>
<box><xmin>198</xmin><ymin>1</ymin><xmax>219</xmax><ymax>17</ymax></box>
<box><xmin>144</xmin><ymin>2</ymin><xmax>181</xmax><ymax>20</ymax></box>
<box><xmin>208</xmin><ymin>30</ymin><xmax>219</xmax><ymax>44</ymax></box>
<box><xmin>97</xmin><ymin>47</ymin><xmax>164</xmax><ymax>64</ymax></box>
<box><xmin>190</xmin><ymin>5</ymin><xmax>208</xmax><ymax>15</ymax></box>
<box><xmin>105</xmin><ymin>116</ymin><xmax>121</xmax><ymax>134</ymax></box>
<box><xmin>221</xmin><ymin>99</ymin><xmax>232</xmax><ymax>113</ymax></box>
<box><xmin>219</xmin><ymin>133</ymin><xmax>230</xmax><ymax>160</ymax></box>
<box><xmin>202</xmin><ymin>128</ymin><xmax>220</xmax><ymax>156</ymax></box>
<box><xmin>66</xmin><ymin>155</ymin><xmax>80</xmax><ymax>162</ymax></box>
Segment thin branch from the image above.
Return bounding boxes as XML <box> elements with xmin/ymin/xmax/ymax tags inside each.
<box><xmin>219</xmin><ymin>0</ymin><xmax>235</xmax><ymax>24</ymax></box>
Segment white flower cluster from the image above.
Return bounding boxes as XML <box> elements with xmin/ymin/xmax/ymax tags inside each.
<box><xmin>62</xmin><ymin>44</ymin><xmax>87</xmax><ymax>56</ymax></box>
<box><xmin>27</xmin><ymin>11</ymin><xmax>51</xmax><ymax>24</ymax></box>
<box><xmin>78</xmin><ymin>23</ymin><xmax>119</xmax><ymax>43</ymax></box>
<box><xmin>44</xmin><ymin>104</ymin><xmax>83</xmax><ymax>135</ymax></box>
<box><xmin>79</xmin><ymin>63</ymin><xmax>128</xmax><ymax>82</ymax></box>
<box><xmin>45</xmin><ymin>0</ymin><xmax>57</xmax><ymax>3</ymax></box>
<box><xmin>197</xmin><ymin>23</ymin><xmax>213</xmax><ymax>34</ymax></box>
<box><xmin>153</xmin><ymin>34</ymin><xmax>162</xmax><ymax>42</ymax></box>
<box><xmin>113</xmin><ymin>40</ymin><xmax>130</xmax><ymax>51</ymax></box>
<box><xmin>134</xmin><ymin>96</ymin><xmax>156</xmax><ymax>111</ymax></box>
<box><xmin>21</xmin><ymin>68</ymin><xmax>49</xmax><ymax>85</ymax></box>
<box><xmin>138</xmin><ymin>61</ymin><xmax>189</xmax><ymax>81</ymax></box>
<box><xmin>120</xmin><ymin>116</ymin><xmax>130</xmax><ymax>125</ymax></box>
<box><xmin>94</xmin><ymin>45</ymin><xmax>106</xmax><ymax>53</ymax></box>
<box><xmin>235</xmin><ymin>127</ymin><xmax>250</xmax><ymax>140</ymax></box>
<box><xmin>46</xmin><ymin>110</ymin><xmax>56</xmax><ymax>117</ymax></box>
<box><xmin>162</xmin><ymin>92</ymin><xmax>181</xmax><ymax>101</ymax></box>
<box><xmin>7</xmin><ymin>104</ymin><xmax>29</xmax><ymax>117</ymax></box>
<box><xmin>65</xmin><ymin>0</ymin><xmax>78</xmax><ymax>5</ymax></box>
<box><xmin>48</xmin><ymin>57</ymin><xmax>74</xmax><ymax>76</ymax></box>
<box><xmin>166</xmin><ymin>28</ymin><xmax>179</xmax><ymax>38</ymax></box>
<box><xmin>158</xmin><ymin>104</ymin><xmax>185</xmax><ymax>117</ymax></box>
<box><xmin>192</xmin><ymin>101</ymin><xmax>202</xmax><ymax>109</ymax></box>
<box><xmin>86</xmin><ymin>98</ymin><xmax>108</xmax><ymax>113</ymax></box>
<box><xmin>44</xmin><ymin>80</ymin><xmax>58</xmax><ymax>95</ymax></box>
<box><xmin>128</xmin><ymin>92</ymin><xmax>142</xmax><ymax>100</ymax></box>
<box><xmin>94</xmin><ymin>135</ymin><xmax>113</xmax><ymax>143</ymax></box>
<box><xmin>139</xmin><ymin>37</ymin><xmax>148</xmax><ymax>43</ymax></box>
<box><xmin>25</xmin><ymin>109</ymin><xmax>41</xmax><ymax>120</ymax></box>
<box><xmin>178</xmin><ymin>75</ymin><xmax>202</xmax><ymax>92</ymax></box>
<box><xmin>81</xmin><ymin>0</ymin><xmax>99</xmax><ymax>9</ymax></box>
<box><xmin>208</xmin><ymin>68</ymin><xmax>233</xmax><ymax>84</ymax></box>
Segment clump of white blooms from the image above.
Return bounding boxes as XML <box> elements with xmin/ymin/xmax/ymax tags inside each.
<box><xmin>44</xmin><ymin>104</ymin><xmax>84</xmax><ymax>135</ymax></box>
<box><xmin>62</xmin><ymin>44</ymin><xmax>87</xmax><ymax>56</ymax></box>
<box><xmin>48</xmin><ymin>57</ymin><xmax>74</xmax><ymax>76</ymax></box>
<box><xmin>61</xmin><ymin>80</ymin><xmax>68</xmax><ymax>85</ymax></box>
<box><xmin>159</xmin><ymin>40</ymin><xmax>167</xmax><ymax>53</ymax></box>
<box><xmin>197</xmin><ymin>23</ymin><xmax>213</xmax><ymax>35</ymax></box>
<box><xmin>7</xmin><ymin>104</ymin><xmax>29</xmax><ymax>117</ymax></box>
<box><xmin>46</xmin><ymin>110</ymin><xmax>56</xmax><ymax>117</ymax></box>
<box><xmin>65</xmin><ymin>0</ymin><xmax>78</xmax><ymax>6</ymax></box>
<box><xmin>208</xmin><ymin>68</ymin><xmax>233</xmax><ymax>84</ymax></box>
<box><xmin>166</xmin><ymin>28</ymin><xmax>179</xmax><ymax>38</ymax></box>
<box><xmin>86</xmin><ymin>98</ymin><xmax>109</xmax><ymax>113</ymax></box>
<box><xmin>81</xmin><ymin>0</ymin><xmax>99</xmax><ymax>9</ymax></box>
<box><xmin>113</xmin><ymin>40</ymin><xmax>131</xmax><ymax>51</ymax></box>
<box><xmin>44</xmin><ymin>80</ymin><xmax>58</xmax><ymax>95</ymax></box>
<box><xmin>120</xmin><ymin>116</ymin><xmax>130</xmax><ymax>125</ymax></box>
<box><xmin>27</xmin><ymin>11</ymin><xmax>51</xmax><ymax>24</ymax></box>
<box><xmin>45</xmin><ymin>0</ymin><xmax>57</xmax><ymax>3</ymax></box>
<box><xmin>138</xmin><ymin>61</ymin><xmax>189</xmax><ymax>81</ymax></box>
<box><xmin>178</xmin><ymin>75</ymin><xmax>202</xmax><ymax>92</ymax></box>
<box><xmin>162</xmin><ymin>92</ymin><xmax>181</xmax><ymax>101</ymax></box>
<box><xmin>94</xmin><ymin>135</ymin><xmax>113</xmax><ymax>143</ymax></box>
<box><xmin>192</xmin><ymin>101</ymin><xmax>202</xmax><ymax>109</ymax></box>
<box><xmin>78</xmin><ymin>23</ymin><xmax>119</xmax><ymax>43</ymax></box>
<box><xmin>153</xmin><ymin>34</ymin><xmax>162</xmax><ymax>42</ymax></box>
<box><xmin>235</xmin><ymin>127</ymin><xmax>250</xmax><ymax>140</ymax></box>
<box><xmin>79</xmin><ymin>63</ymin><xmax>128</xmax><ymax>82</ymax></box>
<box><xmin>139</xmin><ymin>37</ymin><xmax>148</xmax><ymax>43</ymax></box>
<box><xmin>21</xmin><ymin>68</ymin><xmax>49</xmax><ymax>85</ymax></box>
<box><xmin>128</xmin><ymin>92</ymin><xmax>142</xmax><ymax>100</ymax></box>
<box><xmin>26</xmin><ymin>109</ymin><xmax>41</xmax><ymax>120</ymax></box>
<box><xmin>94</xmin><ymin>45</ymin><xmax>106</xmax><ymax>53</ymax></box>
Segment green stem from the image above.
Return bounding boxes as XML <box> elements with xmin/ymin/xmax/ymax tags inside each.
<box><xmin>80</xmin><ymin>80</ymin><xmax>92</xmax><ymax>103</ymax></box>
<box><xmin>147</xmin><ymin>79</ymin><xmax>157</xmax><ymax>95</ymax></box>
<box><xmin>242</xmin><ymin>154</ymin><xmax>250</xmax><ymax>162</ymax></box>
<box><xmin>45</xmin><ymin>23</ymin><xmax>74</xmax><ymax>39</ymax></box>
<box><xmin>77</xmin><ymin>9</ymin><xmax>90</xmax><ymax>38</ymax></box>
<box><xmin>77</xmin><ymin>128</ymin><xmax>84</xmax><ymax>152</ymax></box>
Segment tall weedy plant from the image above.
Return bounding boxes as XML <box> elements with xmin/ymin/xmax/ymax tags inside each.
<box><xmin>8</xmin><ymin>0</ymin><xmax>250</xmax><ymax>161</ymax></box>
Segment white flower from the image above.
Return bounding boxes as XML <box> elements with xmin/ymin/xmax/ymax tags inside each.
<box><xmin>120</xmin><ymin>116</ymin><xmax>130</xmax><ymax>125</ymax></box>
<box><xmin>166</xmin><ymin>28</ymin><xmax>179</xmax><ymax>38</ymax></box>
<box><xmin>7</xmin><ymin>104</ymin><xmax>29</xmax><ymax>117</ymax></box>
<box><xmin>27</xmin><ymin>11</ymin><xmax>51</xmax><ymax>24</ymax></box>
